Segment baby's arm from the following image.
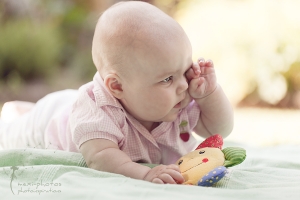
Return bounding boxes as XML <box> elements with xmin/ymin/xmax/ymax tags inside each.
<box><xmin>80</xmin><ymin>138</ymin><xmax>184</xmax><ymax>184</ymax></box>
<box><xmin>186</xmin><ymin>58</ymin><xmax>233</xmax><ymax>138</ymax></box>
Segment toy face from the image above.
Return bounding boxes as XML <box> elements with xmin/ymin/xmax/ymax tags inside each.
<box><xmin>176</xmin><ymin>147</ymin><xmax>225</xmax><ymax>185</ymax></box>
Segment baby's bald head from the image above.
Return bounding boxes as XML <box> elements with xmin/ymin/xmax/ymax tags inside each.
<box><xmin>92</xmin><ymin>1</ymin><xmax>188</xmax><ymax>79</ymax></box>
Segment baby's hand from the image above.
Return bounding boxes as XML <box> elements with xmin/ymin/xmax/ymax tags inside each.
<box><xmin>143</xmin><ymin>164</ymin><xmax>184</xmax><ymax>184</ymax></box>
<box><xmin>185</xmin><ymin>58</ymin><xmax>217</xmax><ymax>99</ymax></box>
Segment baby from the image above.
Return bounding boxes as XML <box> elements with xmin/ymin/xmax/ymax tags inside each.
<box><xmin>0</xmin><ymin>1</ymin><xmax>233</xmax><ymax>184</ymax></box>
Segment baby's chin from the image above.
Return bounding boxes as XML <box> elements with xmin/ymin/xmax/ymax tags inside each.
<box><xmin>161</xmin><ymin>100</ymin><xmax>192</xmax><ymax>122</ymax></box>
<box><xmin>160</xmin><ymin>108</ymin><xmax>184</xmax><ymax>122</ymax></box>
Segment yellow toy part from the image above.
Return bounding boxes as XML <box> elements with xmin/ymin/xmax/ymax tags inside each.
<box><xmin>177</xmin><ymin>147</ymin><xmax>225</xmax><ymax>185</ymax></box>
<box><xmin>176</xmin><ymin>134</ymin><xmax>246</xmax><ymax>186</ymax></box>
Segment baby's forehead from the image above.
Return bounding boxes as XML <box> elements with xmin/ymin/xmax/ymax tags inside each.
<box><xmin>93</xmin><ymin>1</ymin><xmax>191</xmax><ymax>79</ymax></box>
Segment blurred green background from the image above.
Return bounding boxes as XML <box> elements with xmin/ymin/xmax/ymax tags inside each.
<box><xmin>0</xmin><ymin>0</ymin><xmax>300</xmax><ymax>109</ymax></box>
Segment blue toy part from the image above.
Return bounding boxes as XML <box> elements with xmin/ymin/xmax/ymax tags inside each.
<box><xmin>197</xmin><ymin>166</ymin><xmax>227</xmax><ymax>186</ymax></box>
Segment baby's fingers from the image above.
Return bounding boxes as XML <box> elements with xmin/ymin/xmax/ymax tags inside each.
<box><xmin>189</xmin><ymin>77</ymin><xmax>206</xmax><ymax>98</ymax></box>
<box><xmin>166</xmin><ymin>166</ymin><xmax>184</xmax><ymax>184</ymax></box>
<box><xmin>145</xmin><ymin>165</ymin><xmax>184</xmax><ymax>184</ymax></box>
<box><xmin>152</xmin><ymin>165</ymin><xmax>184</xmax><ymax>184</ymax></box>
<box><xmin>166</xmin><ymin>164</ymin><xmax>181</xmax><ymax>173</ymax></box>
<box><xmin>156</xmin><ymin>171</ymin><xmax>183</xmax><ymax>184</ymax></box>
<box><xmin>152</xmin><ymin>174</ymin><xmax>176</xmax><ymax>184</ymax></box>
<box><xmin>185</xmin><ymin>62</ymin><xmax>200</xmax><ymax>82</ymax></box>
<box><xmin>198</xmin><ymin>58</ymin><xmax>215</xmax><ymax>75</ymax></box>
<box><xmin>170</xmin><ymin>171</ymin><xmax>184</xmax><ymax>184</ymax></box>
<box><xmin>152</xmin><ymin>178</ymin><xmax>164</xmax><ymax>184</ymax></box>
<box><xmin>204</xmin><ymin>59</ymin><xmax>214</xmax><ymax>68</ymax></box>
<box><xmin>198</xmin><ymin>58</ymin><xmax>214</xmax><ymax>68</ymax></box>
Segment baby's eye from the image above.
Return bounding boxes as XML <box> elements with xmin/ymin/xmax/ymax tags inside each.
<box><xmin>162</xmin><ymin>76</ymin><xmax>173</xmax><ymax>83</ymax></box>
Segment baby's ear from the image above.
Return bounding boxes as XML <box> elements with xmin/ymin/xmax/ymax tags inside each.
<box><xmin>104</xmin><ymin>73</ymin><xmax>123</xmax><ymax>99</ymax></box>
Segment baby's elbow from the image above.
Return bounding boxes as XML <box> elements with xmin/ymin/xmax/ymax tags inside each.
<box><xmin>82</xmin><ymin>154</ymin><xmax>95</xmax><ymax>169</ymax></box>
<box><xmin>221</xmin><ymin>119</ymin><xmax>234</xmax><ymax>138</ymax></box>
<box><xmin>80</xmin><ymin>148</ymin><xmax>102</xmax><ymax>170</ymax></box>
<box><xmin>222</xmin><ymin>127</ymin><xmax>233</xmax><ymax>139</ymax></box>
<box><xmin>85</xmin><ymin>152</ymin><xmax>105</xmax><ymax>171</ymax></box>
<box><xmin>85</xmin><ymin>158</ymin><xmax>94</xmax><ymax>169</ymax></box>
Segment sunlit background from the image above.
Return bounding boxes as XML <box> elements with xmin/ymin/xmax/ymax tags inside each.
<box><xmin>0</xmin><ymin>0</ymin><xmax>299</xmax><ymax>146</ymax></box>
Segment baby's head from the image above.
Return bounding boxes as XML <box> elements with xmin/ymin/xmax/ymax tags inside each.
<box><xmin>92</xmin><ymin>1</ymin><xmax>193</xmax><ymax>129</ymax></box>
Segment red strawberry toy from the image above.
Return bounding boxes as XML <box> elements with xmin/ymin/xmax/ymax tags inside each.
<box><xmin>196</xmin><ymin>134</ymin><xmax>223</xmax><ymax>149</ymax></box>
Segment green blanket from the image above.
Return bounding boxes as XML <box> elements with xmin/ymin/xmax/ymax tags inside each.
<box><xmin>1</xmin><ymin>144</ymin><xmax>300</xmax><ymax>200</ymax></box>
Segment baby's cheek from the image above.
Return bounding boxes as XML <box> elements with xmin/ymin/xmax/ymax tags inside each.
<box><xmin>157</xmin><ymin>94</ymin><xmax>172</xmax><ymax>106</ymax></box>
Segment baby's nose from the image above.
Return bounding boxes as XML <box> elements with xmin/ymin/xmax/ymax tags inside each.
<box><xmin>177</xmin><ymin>76</ymin><xmax>188</xmax><ymax>94</ymax></box>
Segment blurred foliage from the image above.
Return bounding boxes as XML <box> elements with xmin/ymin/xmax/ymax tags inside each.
<box><xmin>0</xmin><ymin>20</ymin><xmax>62</xmax><ymax>82</ymax></box>
<box><xmin>0</xmin><ymin>0</ymin><xmax>299</xmax><ymax>109</ymax></box>
<box><xmin>0</xmin><ymin>0</ymin><xmax>186</xmax><ymax>103</ymax></box>
<box><xmin>0</xmin><ymin>0</ymin><xmax>97</xmax><ymax>82</ymax></box>
<box><xmin>285</xmin><ymin>62</ymin><xmax>300</xmax><ymax>92</ymax></box>
<box><xmin>282</xmin><ymin>61</ymin><xmax>300</xmax><ymax>107</ymax></box>
<box><xmin>178</xmin><ymin>0</ymin><xmax>300</xmax><ymax>109</ymax></box>
<box><xmin>0</xmin><ymin>0</ymin><xmax>98</xmax><ymax>102</ymax></box>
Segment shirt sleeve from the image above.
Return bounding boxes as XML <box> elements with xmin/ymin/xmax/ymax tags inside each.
<box><xmin>69</xmin><ymin>83</ymin><xmax>125</xmax><ymax>148</ymax></box>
